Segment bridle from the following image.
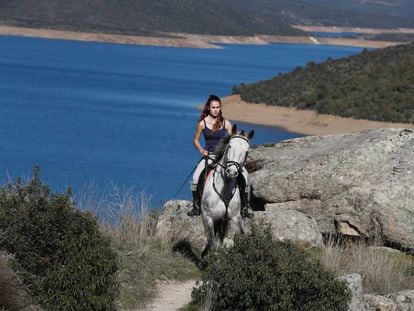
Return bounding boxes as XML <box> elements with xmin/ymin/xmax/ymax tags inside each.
<box><xmin>211</xmin><ymin>135</ymin><xmax>250</xmax><ymax>206</ymax></box>
<box><xmin>223</xmin><ymin>135</ymin><xmax>249</xmax><ymax>175</ymax></box>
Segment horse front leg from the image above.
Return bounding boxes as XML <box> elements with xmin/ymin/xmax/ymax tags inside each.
<box><xmin>223</xmin><ymin>200</ymin><xmax>246</xmax><ymax>247</ymax></box>
<box><xmin>201</xmin><ymin>214</ymin><xmax>215</xmax><ymax>258</ymax></box>
<box><xmin>222</xmin><ymin>216</ymin><xmax>243</xmax><ymax>248</ymax></box>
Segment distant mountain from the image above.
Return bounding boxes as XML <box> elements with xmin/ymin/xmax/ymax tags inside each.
<box><xmin>0</xmin><ymin>0</ymin><xmax>304</xmax><ymax>36</ymax></box>
<box><xmin>300</xmin><ymin>0</ymin><xmax>414</xmax><ymax>21</ymax></box>
<box><xmin>0</xmin><ymin>0</ymin><xmax>413</xmax><ymax>38</ymax></box>
<box><xmin>224</xmin><ymin>0</ymin><xmax>414</xmax><ymax>29</ymax></box>
<box><xmin>233</xmin><ymin>43</ymin><xmax>414</xmax><ymax>123</ymax></box>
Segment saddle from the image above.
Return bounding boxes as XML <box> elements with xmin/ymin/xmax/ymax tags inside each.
<box><xmin>196</xmin><ymin>163</ymin><xmax>215</xmax><ymax>196</ymax></box>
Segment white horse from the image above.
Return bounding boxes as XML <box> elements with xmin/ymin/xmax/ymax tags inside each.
<box><xmin>201</xmin><ymin>125</ymin><xmax>254</xmax><ymax>256</ymax></box>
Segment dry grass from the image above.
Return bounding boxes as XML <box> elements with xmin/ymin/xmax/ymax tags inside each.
<box><xmin>76</xmin><ymin>184</ymin><xmax>200</xmax><ymax>310</ymax></box>
<box><xmin>319</xmin><ymin>240</ymin><xmax>414</xmax><ymax>294</ymax></box>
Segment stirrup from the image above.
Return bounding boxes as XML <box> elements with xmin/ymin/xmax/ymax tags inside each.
<box><xmin>187</xmin><ymin>206</ymin><xmax>201</xmax><ymax>217</ymax></box>
<box><xmin>242</xmin><ymin>206</ymin><xmax>254</xmax><ymax>218</ymax></box>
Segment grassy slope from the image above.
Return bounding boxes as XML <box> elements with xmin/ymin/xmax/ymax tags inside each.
<box><xmin>233</xmin><ymin>43</ymin><xmax>414</xmax><ymax>123</ymax></box>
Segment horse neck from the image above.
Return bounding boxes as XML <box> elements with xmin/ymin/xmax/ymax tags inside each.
<box><xmin>214</xmin><ymin>156</ymin><xmax>236</xmax><ymax>193</ymax></box>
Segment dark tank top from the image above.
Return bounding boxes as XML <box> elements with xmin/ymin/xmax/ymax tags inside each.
<box><xmin>203</xmin><ymin>119</ymin><xmax>227</xmax><ymax>153</ymax></box>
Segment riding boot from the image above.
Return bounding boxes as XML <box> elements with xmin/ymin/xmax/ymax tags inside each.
<box><xmin>187</xmin><ymin>191</ymin><xmax>201</xmax><ymax>217</ymax></box>
<box><xmin>241</xmin><ymin>192</ymin><xmax>254</xmax><ymax>218</ymax></box>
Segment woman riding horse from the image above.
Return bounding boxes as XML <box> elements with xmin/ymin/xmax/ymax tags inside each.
<box><xmin>187</xmin><ymin>94</ymin><xmax>253</xmax><ymax>218</ymax></box>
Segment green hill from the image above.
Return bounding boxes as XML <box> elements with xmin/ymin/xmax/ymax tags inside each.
<box><xmin>223</xmin><ymin>0</ymin><xmax>414</xmax><ymax>29</ymax></box>
<box><xmin>1</xmin><ymin>0</ymin><xmax>414</xmax><ymax>38</ymax></box>
<box><xmin>0</xmin><ymin>0</ymin><xmax>304</xmax><ymax>36</ymax></box>
<box><xmin>233</xmin><ymin>43</ymin><xmax>414</xmax><ymax>123</ymax></box>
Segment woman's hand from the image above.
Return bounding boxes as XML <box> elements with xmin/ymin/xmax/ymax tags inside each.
<box><xmin>202</xmin><ymin>149</ymin><xmax>209</xmax><ymax>157</ymax></box>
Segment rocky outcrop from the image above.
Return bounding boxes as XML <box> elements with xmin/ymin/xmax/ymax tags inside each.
<box><xmin>155</xmin><ymin>200</ymin><xmax>206</xmax><ymax>250</ymax></box>
<box><xmin>254</xmin><ymin>204</ymin><xmax>323</xmax><ymax>248</ymax></box>
<box><xmin>248</xmin><ymin>128</ymin><xmax>414</xmax><ymax>249</ymax></box>
<box><xmin>339</xmin><ymin>273</ymin><xmax>364</xmax><ymax>311</ymax></box>
<box><xmin>363</xmin><ymin>291</ymin><xmax>414</xmax><ymax>311</ymax></box>
<box><xmin>156</xmin><ymin>200</ymin><xmax>324</xmax><ymax>250</ymax></box>
<box><xmin>364</xmin><ymin>294</ymin><xmax>397</xmax><ymax>310</ymax></box>
<box><xmin>387</xmin><ymin>290</ymin><xmax>414</xmax><ymax>311</ymax></box>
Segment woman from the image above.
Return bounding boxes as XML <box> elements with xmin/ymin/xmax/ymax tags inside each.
<box><xmin>187</xmin><ymin>94</ymin><xmax>253</xmax><ymax>218</ymax></box>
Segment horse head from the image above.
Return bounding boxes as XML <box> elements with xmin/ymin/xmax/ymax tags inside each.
<box><xmin>224</xmin><ymin>124</ymin><xmax>254</xmax><ymax>179</ymax></box>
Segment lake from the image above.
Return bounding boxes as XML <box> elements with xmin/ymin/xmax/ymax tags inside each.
<box><xmin>0</xmin><ymin>35</ymin><xmax>363</xmax><ymax>207</ymax></box>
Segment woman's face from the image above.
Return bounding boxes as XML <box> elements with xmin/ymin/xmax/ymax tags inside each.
<box><xmin>209</xmin><ymin>100</ymin><xmax>221</xmax><ymax>117</ymax></box>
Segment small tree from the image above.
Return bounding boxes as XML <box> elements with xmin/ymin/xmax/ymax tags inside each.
<box><xmin>193</xmin><ymin>225</ymin><xmax>350</xmax><ymax>310</ymax></box>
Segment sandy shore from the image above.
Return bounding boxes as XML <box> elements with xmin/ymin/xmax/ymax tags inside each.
<box><xmin>0</xmin><ymin>25</ymin><xmax>403</xmax><ymax>49</ymax></box>
<box><xmin>292</xmin><ymin>25</ymin><xmax>414</xmax><ymax>34</ymax></box>
<box><xmin>220</xmin><ymin>95</ymin><xmax>414</xmax><ymax>136</ymax></box>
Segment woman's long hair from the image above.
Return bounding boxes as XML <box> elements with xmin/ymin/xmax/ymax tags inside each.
<box><xmin>199</xmin><ymin>94</ymin><xmax>224</xmax><ymax>132</ymax></box>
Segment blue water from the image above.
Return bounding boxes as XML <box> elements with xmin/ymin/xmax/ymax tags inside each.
<box><xmin>0</xmin><ymin>36</ymin><xmax>363</xmax><ymax>206</ymax></box>
<box><xmin>311</xmin><ymin>32</ymin><xmax>359</xmax><ymax>38</ymax></box>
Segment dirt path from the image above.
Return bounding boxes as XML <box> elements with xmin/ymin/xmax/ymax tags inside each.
<box><xmin>142</xmin><ymin>280</ymin><xmax>197</xmax><ymax>311</ymax></box>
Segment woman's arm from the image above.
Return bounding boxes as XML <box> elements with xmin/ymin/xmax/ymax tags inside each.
<box><xmin>193</xmin><ymin>121</ymin><xmax>208</xmax><ymax>156</ymax></box>
<box><xmin>225</xmin><ymin>119</ymin><xmax>233</xmax><ymax>135</ymax></box>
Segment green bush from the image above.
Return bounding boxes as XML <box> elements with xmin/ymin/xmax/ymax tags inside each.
<box><xmin>0</xmin><ymin>170</ymin><xmax>118</xmax><ymax>310</ymax></box>
<box><xmin>192</xmin><ymin>225</ymin><xmax>350</xmax><ymax>311</ymax></box>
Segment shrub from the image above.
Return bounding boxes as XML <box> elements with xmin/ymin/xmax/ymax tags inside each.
<box><xmin>0</xmin><ymin>170</ymin><xmax>118</xmax><ymax>310</ymax></box>
<box><xmin>192</xmin><ymin>225</ymin><xmax>350</xmax><ymax>311</ymax></box>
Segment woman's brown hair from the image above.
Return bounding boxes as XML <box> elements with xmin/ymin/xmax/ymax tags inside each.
<box><xmin>199</xmin><ymin>94</ymin><xmax>224</xmax><ymax>132</ymax></box>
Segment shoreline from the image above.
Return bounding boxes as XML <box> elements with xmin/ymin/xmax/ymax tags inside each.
<box><xmin>292</xmin><ymin>25</ymin><xmax>414</xmax><ymax>34</ymax></box>
<box><xmin>220</xmin><ymin>95</ymin><xmax>414</xmax><ymax>136</ymax></box>
<box><xmin>0</xmin><ymin>25</ymin><xmax>404</xmax><ymax>49</ymax></box>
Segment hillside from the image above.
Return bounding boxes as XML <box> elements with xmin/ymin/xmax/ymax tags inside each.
<box><xmin>233</xmin><ymin>43</ymin><xmax>414</xmax><ymax>123</ymax></box>
<box><xmin>223</xmin><ymin>0</ymin><xmax>414</xmax><ymax>29</ymax></box>
<box><xmin>1</xmin><ymin>0</ymin><xmax>414</xmax><ymax>38</ymax></box>
<box><xmin>0</xmin><ymin>0</ymin><xmax>304</xmax><ymax>36</ymax></box>
<box><xmin>300</xmin><ymin>0</ymin><xmax>414</xmax><ymax>21</ymax></box>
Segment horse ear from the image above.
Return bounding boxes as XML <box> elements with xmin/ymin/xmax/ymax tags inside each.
<box><xmin>232</xmin><ymin>124</ymin><xmax>238</xmax><ymax>135</ymax></box>
<box><xmin>247</xmin><ymin>130</ymin><xmax>254</xmax><ymax>140</ymax></box>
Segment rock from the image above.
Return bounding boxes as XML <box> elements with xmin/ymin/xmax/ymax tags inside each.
<box><xmin>253</xmin><ymin>204</ymin><xmax>323</xmax><ymax>248</ymax></box>
<box><xmin>387</xmin><ymin>290</ymin><xmax>414</xmax><ymax>311</ymax></box>
<box><xmin>156</xmin><ymin>199</ymin><xmax>323</xmax><ymax>250</ymax></box>
<box><xmin>249</xmin><ymin>128</ymin><xmax>414</xmax><ymax>249</ymax></box>
<box><xmin>364</xmin><ymin>294</ymin><xmax>397</xmax><ymax>311</ymax></box>
<box><xmin>155</xmin><ymin>200</ymin><xmax>206</xmax><ymax>251</ymax></box>
<box><xmin>339</xmin><ymin>273</ymin><xmax>364</xmax><ymax>311</ymax></box>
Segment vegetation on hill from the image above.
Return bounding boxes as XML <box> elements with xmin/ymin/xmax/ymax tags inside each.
<box><xmin>1</xmin><ymin>0</ymin><xmax>414</xmax><ymax>38</ymax></box>
<box><xmin>0</xmin><ymin>170</ymin><xmax>118</xmax><ymax>310</ymax></box>
<box><xmin>233</xmin><ymin>43</ymin><xmax>414</xmax><ymax>123</ymax></box>
<box><xmin>192</xmin><ymin>225</ymin><xmax>351</xmax><ymax>310</ymax></box>
<box><xmin>0</xmin><ymin>0</ymin><xmax>304</xmax><ymax>37</ymax></box>
<box><xmin>0</xmin><ymin>171</ymin><xmax>199</xmax><ymax>310</ymax></box>
<box><xmin>300</xmin><ymin>0</ymin><xmax>414</xmax><ymax>22</ymax></box>
<box><xmin>223</xmin><ymin>0</ymin><xmax>414</xmax><ymax>29</ymax></box>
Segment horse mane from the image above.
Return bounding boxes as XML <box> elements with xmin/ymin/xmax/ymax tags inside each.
<box><xmin>213</xmin><ymin>135</ymin><xmax>232</xmax><ymax>162</ymax></box>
